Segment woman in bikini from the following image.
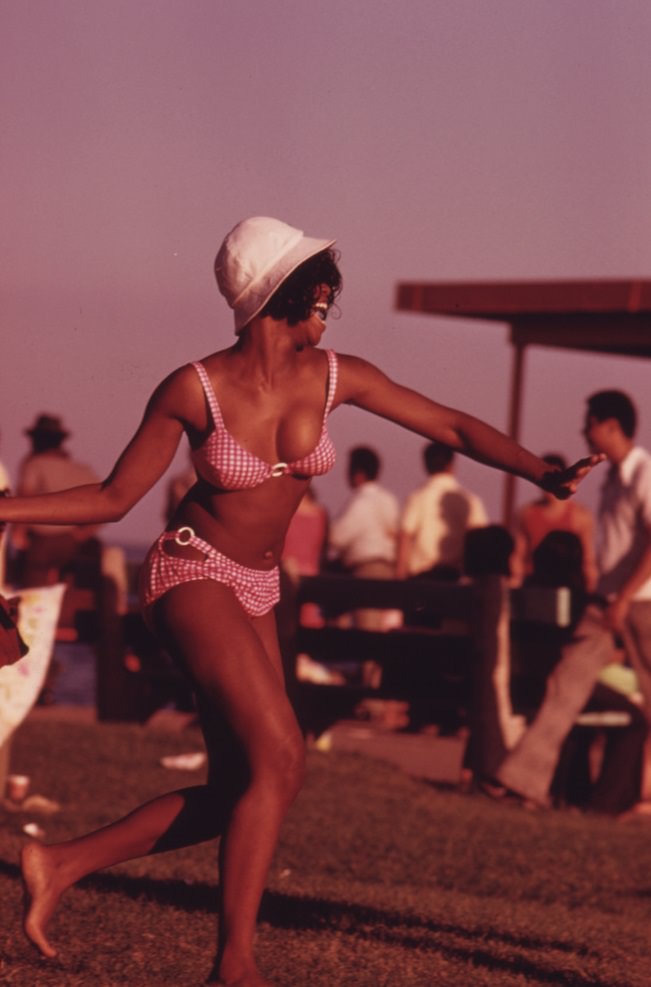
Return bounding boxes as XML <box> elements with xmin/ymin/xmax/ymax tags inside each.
<box><xmin>1</xmin><ymin>216</ymin><xmax>603</xmax><ymax>986</ymax></box>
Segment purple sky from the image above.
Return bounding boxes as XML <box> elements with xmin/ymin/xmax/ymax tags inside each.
<box><xmin>3</xmin><ymin>1</ymin><xmax>651</xmax><ymax>547</ymax></box>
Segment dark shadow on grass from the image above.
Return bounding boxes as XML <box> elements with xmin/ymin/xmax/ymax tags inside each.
<box><xmin>423</xmin><ymin>778</ymin><xmax>469</xmax><ymax>794</ymax></box>
<box><xmin>0</xmin><ymin>857</ymin><xmax>622</xmax><ymax>987</ymax></box>
<box><xmin>0</xmin><ymin>860</ymin><xmax>628</xmax><ymax>987</ymax></box>
<box><xmin>260</xmin><ymin>892</ymin><xmax>620</xmax><ymax>987</ymax></box>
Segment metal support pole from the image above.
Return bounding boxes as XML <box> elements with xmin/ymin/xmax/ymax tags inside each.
<box><xmin>502</xmin><ymin>338</ymin><xmax>526</xmax><ymax>527</ymax></box>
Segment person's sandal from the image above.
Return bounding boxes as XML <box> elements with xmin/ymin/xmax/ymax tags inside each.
<box><xmin>477</xmin><ymin>777</ymin><xmax>546</xmax><ymax>811</ymax></box>
<box><xmin>477</xmin><ymin>777</ymin><xmax>509</xmax><ymax>799</ymax></box>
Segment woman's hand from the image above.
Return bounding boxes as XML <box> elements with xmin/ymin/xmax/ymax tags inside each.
<box><xmin>539</xmin><ymin>454</ymin><xmax>606</xmax><ymax>500</ymax></box>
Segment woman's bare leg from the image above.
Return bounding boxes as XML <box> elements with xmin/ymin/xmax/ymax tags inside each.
<box><xmin>21</xmin><ymin>782</ymin><xmax>224</xmax><ymax>958</ymax></box>
<box><xmin>159</xmin><ymin>584</ymin><xmax>305</xmax><ymax>985</ymax></box>
<box><xmin>22</xmin><ymin>581</ymin><xmax>304</xmax><ymax>987</ymax></box>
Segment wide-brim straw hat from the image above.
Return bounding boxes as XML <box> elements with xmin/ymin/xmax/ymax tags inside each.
<box><xmin>25</xmin><ymin>413</ymin><xmax>69</xmax><ymax>440</ymax></box>
<box><xmin>215</xmin><ymin>217</ymin><xmax>335</xmax><ymax>333</ymax></box>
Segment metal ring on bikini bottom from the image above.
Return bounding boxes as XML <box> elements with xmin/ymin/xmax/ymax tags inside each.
<box><xmin>174</xmin><ymin>525</ymin><xmax>195</xmax><ymax>546</ymax></box>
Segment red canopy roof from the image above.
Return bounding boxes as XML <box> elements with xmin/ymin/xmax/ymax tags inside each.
<box><xmin>396</xmin><ymin>279</ymin><xmax>651</xmax><ymax>356</ymax></box>
<box><xmin>395</xmin><ymin>278</ymin><xmax>651</xmax><ymax>519</ymax></box>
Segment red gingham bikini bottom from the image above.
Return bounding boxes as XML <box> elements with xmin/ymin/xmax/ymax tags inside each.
<box><xmin>139</xmin><ymin>526</ymin><xmax>280</xmax><ymax>626</ymax></box>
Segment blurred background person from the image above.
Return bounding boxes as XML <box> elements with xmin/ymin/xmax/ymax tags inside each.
<box><xmin>512</xmin><ymin>452</ymin><xmax>597</xmax><ymax>590</ymax></box>
<box><xmin>496</xmin><ymin>391</ymin><xmax>651</xmax><ymax>810</ymax></box>
<box><xmin>397</xmin><ymin>441</ymin><xmax>487</xmax><ymax>582</ymax></box>
<box><xmin>328</xmin><ymin>446</ymin><xmax>399</xmax><ymax>687</ymax></box>
<box><xmin>328</xmin><ymin>445</ymin><xmax>399</xmax><ymax>597</ymax></box>
<box><xmin>280</xmin><ymin>484</ymin><xmax>329</xmax><ymax>638</ymax></box>
<box><xmin>461</xmin><ymin>525</ymin><xmax>525</xmax><ymax>783</ymax></box>
<box><xmin>281</xmin><ymin>485</ymin><xmax>329</xmax><ymax>585</ymax></box>
<box><xmin>527</xmin><ymin>531</ymin><xmax>647</xmax><ymax>816</ymax></box>
<box><xmin>279</xmin><ymin>485</ymin><xmax>338</xmax><ymax>688</ymax></box>
<box><xmin>11</xmin><ymin>414</ymin><xmax>101</xmax><ymax>588</ymax></box>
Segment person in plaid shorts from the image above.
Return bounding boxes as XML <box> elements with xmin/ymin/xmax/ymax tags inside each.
<box><xmin>1</xmin><ymin>216</ymin><xmax>603</xmax><ymax>985</ymax></box>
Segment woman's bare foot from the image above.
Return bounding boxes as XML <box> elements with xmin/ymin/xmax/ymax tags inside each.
<box><xmin>207</xmin><ymin>978</ymin><xmax>274</xmax><ymax>987</ymax></box>
<box><xmin>206</xmin><ymin>957</ymin><xmax>274</xmax><ymax>986</ymax></box>
<box><xmin>21</xmin><ymin>841</ymin><xmax>68</xmax><ymax>958</ymax></box>
<box><xmin>207</xmin><ymin>980</ymin><xmax>273</xmax><ymax>986</ymax></box>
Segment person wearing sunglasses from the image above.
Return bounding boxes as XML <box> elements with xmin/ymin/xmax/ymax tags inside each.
<box><xmin>1</xmin><ymin>216</ymin><xmax>603</xmax><ymax>985</ymax></box>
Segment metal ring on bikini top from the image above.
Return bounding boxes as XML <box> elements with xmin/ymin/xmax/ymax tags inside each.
<box><xmin>270</xmin><ymin>462</ymin><xmax>288</xmax><ymax>478</ymax></box>
<box><xmin>174</xmin><ymin>526</ymin><xmax>195</xmax><ymax>546</ymax></box>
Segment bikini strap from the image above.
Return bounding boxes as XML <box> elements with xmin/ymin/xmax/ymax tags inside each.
<box><xmin>323</xmin><ymin>350</ymin><xmax>338</xmax><ymax>417</ymax></box>
<box><xmin>192</xmin><ymin>361</ymin><xmax>224</xmax><ymax>426</ymax></box>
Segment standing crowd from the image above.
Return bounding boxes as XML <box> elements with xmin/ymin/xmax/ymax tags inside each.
<box><xmin>305</xmin><ymin>388</ymin><xmax>651</xmax><ymax>821</ymax></box>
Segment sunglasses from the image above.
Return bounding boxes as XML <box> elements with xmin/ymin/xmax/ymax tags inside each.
<box><xmin>312</xmin><ymin>302</ymin><xmax>330</xmax><ymax>322</ymax></box>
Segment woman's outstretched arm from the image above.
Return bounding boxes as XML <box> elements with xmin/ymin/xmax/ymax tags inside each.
<box><xmin>335</xmin><ymin>355</ymin><xmax>604</xmax><ymax>497</ymax></box>
<box><xmin>0</xmin><ymin>367</ymin><xmax>195</xmax><ymax>528</ymax></box>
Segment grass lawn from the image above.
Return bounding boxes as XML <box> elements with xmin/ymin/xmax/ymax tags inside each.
<box><xmin>1</xmin><ymin>716</ymin><xmax>650</xmax><ymax>986</ymax></box>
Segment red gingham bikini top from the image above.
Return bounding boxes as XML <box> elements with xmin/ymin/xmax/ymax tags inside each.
<box><xmin>190</xmin><ymin>349</ymin><xmax>338</xmax><ymax>490</ymax></box>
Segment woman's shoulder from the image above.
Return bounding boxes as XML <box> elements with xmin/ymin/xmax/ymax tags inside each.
<box><xmin>149</xmin><ymin>356</ymin><xmax>227</xmax><ymax>423</ymax></box>
<box><xmin>330</xmin><ymin>351</ymin><xmax>388</xmax><ymax>388</ymax></box>
<box><xmin>334</xmin><ymin>350</ymin><xmax>376</xmax><ymax>371</ymax></box>
<box><xmin>153</xmin><ymin>361</ymin><xmax>204</xmax><ymax>398</ymax></box>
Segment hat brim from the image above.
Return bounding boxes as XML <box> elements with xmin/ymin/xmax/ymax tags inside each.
<box><xmin>234</xmin><ymin>235</ymin><xmax>336</xmax><ymax>332</ymax></box>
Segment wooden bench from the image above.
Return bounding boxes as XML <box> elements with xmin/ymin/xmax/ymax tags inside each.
<box><xmin>288</xmin><ymin>574</ymin><xmax>629</xmax><ymax>784</ymax></box>
<box><xmin>289</xmin><ymin>574</ymin><xmax>504</xmax><ymax>742</ymax></box>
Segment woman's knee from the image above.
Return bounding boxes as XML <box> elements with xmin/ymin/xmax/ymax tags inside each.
<box><xmin>258</xmin><ymin>724</ymin><xmax>306</xmax><ymax>804</ymax></box>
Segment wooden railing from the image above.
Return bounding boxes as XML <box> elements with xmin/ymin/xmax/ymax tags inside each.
<box><xmin>289</xmin><ymin>573</ymin><xmax>577</xmax><ymax>778</ymax></box>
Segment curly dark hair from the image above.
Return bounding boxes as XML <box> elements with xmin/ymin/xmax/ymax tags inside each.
<box><xmin>463</xmin><ymin>525</ymin><xmax>514</xmax><ymax>577</ymax></box>
<box><xmin>348</xmin><ymin>445</ymin><xmax>380</xmax><ymax>481</ymax></box>
<box><xmin>586</xmin><ymin>390</ymin><xmax>637</xmax><ymax>438</ymax></box>
<box><xmin>259</xmin><ymin>247</ymin><xmax>342</xmax><ymax>325</ymax></box>
<box><xmin>423</xmin><ymin>441</ymin><xmax>454</xmax><ymax>475</ymax></box>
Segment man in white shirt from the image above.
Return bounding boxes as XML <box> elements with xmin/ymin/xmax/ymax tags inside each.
<box><xmin>328</xmin><ymin>446</ymin><xmax>400</xmax><ymax>645</ymax></box>
<box><xmin>329</xmin><ymin>446</ymin><xmax>399</xmax><ymax>582</ymax></box>
<box><xmin>397</xmin><ymin>442</ymin><xmax>487</xmax><ymax>580</ymax></box>
<box><xmin>496</xmin><ymin>390</ymin><xmax>651</xmax><ymax>806</ymax></box>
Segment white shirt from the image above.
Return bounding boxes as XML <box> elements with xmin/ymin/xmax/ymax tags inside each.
<box><xmin>400</xmin><ymin>472</ymin><xmax>488</xmax><ymax>576</ymax></box>
<box><xmin>329</xmin><ymin>481</ymin><xmax>399</xmax><ymax>568</ymax></box>
<box><xmin>597</xmin><ymin>445</ymin><xmax>651</xmax><ymax>601</ymax></box>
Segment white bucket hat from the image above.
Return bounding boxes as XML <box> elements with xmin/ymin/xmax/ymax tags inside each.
<box><xmin>215</xmin><ymin>217</ymin><xmax>335</xmax><ymax>333</ymax></box>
